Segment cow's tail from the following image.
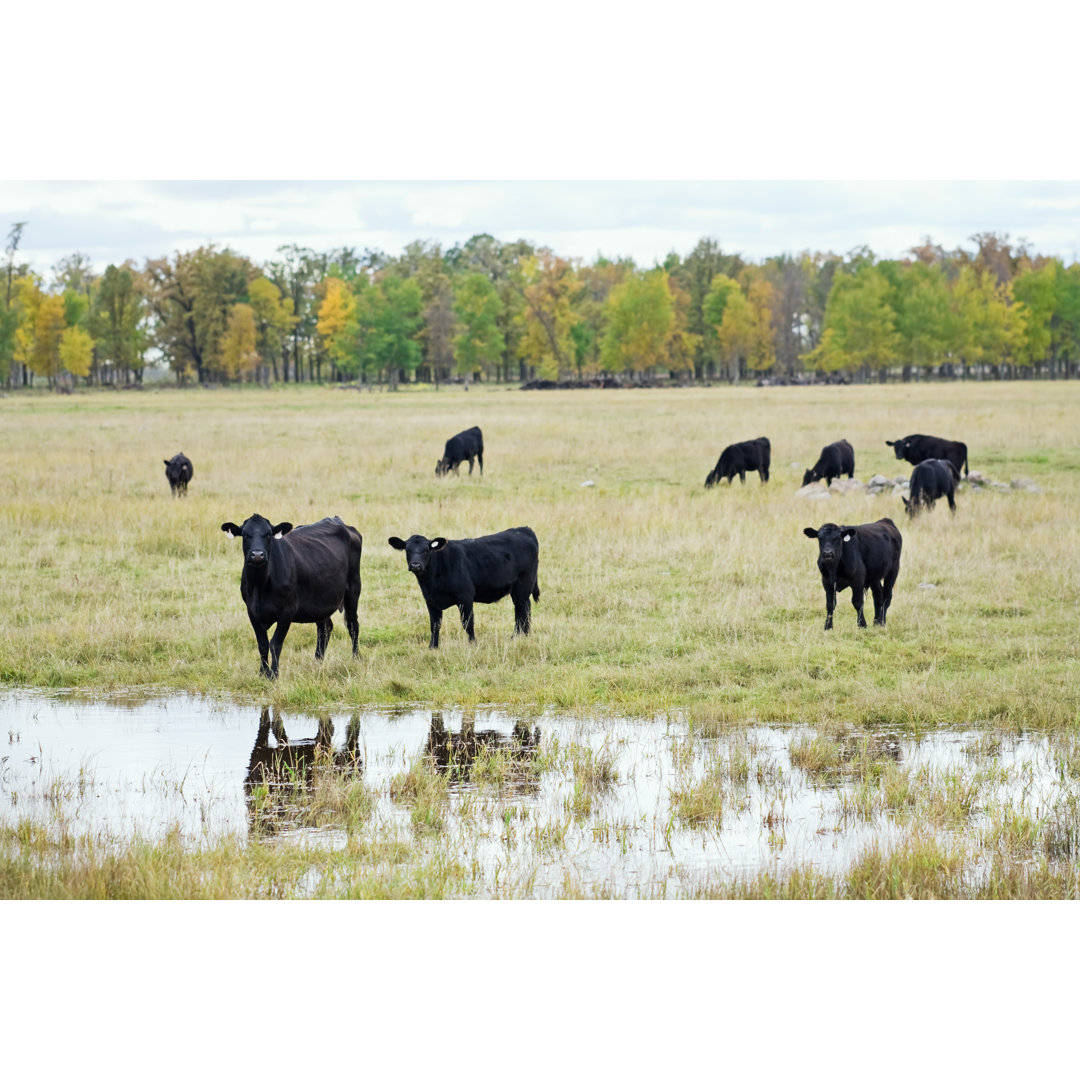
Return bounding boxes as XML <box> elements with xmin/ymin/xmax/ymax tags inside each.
<box><xmin>963</xmin><ymin>445</ymin><xmax>969</xmax><ymax>477</ymax></box>
<box><xmin>532</xmin><ymin>579</ymin><xmax>540</xmax><ymax>602</ymax></box>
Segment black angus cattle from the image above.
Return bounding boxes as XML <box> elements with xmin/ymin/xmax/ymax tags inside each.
<box><xmin>903</xmin><ymin>458</ymin><xmax>960</xmax><ymax>517</ymax></box>
<box><xmin>705</xmin><ymin>437</ymin><xmax>771</xmax><ymax>487</ymax></box>
<box><xmin>886</xmin><ymin>434</ymin><xmax>968</xmax><ymax>476</ymax></box>
<box><xmin>802</xmin><ymin>439</ymin><xmax>855</xmax><ymax>487</ymax></box>
<box><xmin>436</xmin><ymin>426</ymin><xmax>484</xmax><ymax>477</ymax></box>
<box><xmin>221</xmin><ymin>514</ymin><xmax>362</xmax><ymax>678</ymax></box>
<box><xmin>388</xmin><ymin>527</ymin><xmax>539</xmax><ymax>648</ymax></box>
<box><xmin>803</xmin><ymin>517</ymin><xmax>902</xmax><ymax>630</ymax></box>
<box><xmin>164</xmin><ymin>452</ymin><xmax>193</xmax><ymax>497</ymax></box>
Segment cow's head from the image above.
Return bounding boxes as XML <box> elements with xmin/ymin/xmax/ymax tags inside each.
<box><xmin>885</xmin><ymin>439</ymin><xmax>907</xmax><ymax>460</ymax></box>
<box><xmin>164</xmin><ymin>456</ymin><xmax>186</xmax><ymax>484</ymax></box>
<box><xmin>901</xmin><ymin>495</ymin><xmax>918</xmax><ymax>517</ymax></box>
<box><xmin>705</xmin><ymin>468</ymin><xmax>718</xmax><ymax>489</ymax></box>
<box><xmin>802</xmin><ymin>467</ymin><xmax>817</xmax><ymax>487</ymax></box>
<box><xmin>222</xmin><ymin>515</ymin><xmax>293</xmax><ymax>570</ymax></box>
<box><xmin>435</xmin><ymin>458</ymin><xmax>450</xmax><ymax>478</ymax></box>
<box><xmin>803</xmin><ymin>523</ymin><xmax>856</xmax><ymax>566</ymax></box>
<box><xmin>389</xmin><ymin>534</ymin><xmax>447</xmax><ymax>576</ymax></box>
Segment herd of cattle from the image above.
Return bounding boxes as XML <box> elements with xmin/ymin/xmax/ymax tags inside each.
<box><xmin>166</xmin><ymin>424</ymin><xmax>974</xmax><ymax>677</ymax></box>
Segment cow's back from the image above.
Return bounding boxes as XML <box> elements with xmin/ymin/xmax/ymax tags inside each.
<box><xmin>855</xmin><ymin>518</ymin><xmax>902</xmax><ymax>575</ymax></box>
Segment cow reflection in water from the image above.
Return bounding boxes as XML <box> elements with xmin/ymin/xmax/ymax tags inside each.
<box><xmin>245</xmin><ymin>707</ymin><xmax>363</xmax><ymax>834</ymax></box>
<box><xmin>424</xmin><ymin>712</ymin><xmax>541</xmax><ymax>792</ymax></box>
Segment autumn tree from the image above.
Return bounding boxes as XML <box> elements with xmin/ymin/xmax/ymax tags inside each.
<box><xmin>515</xmin><ymin>249</ymin><xmax>580</xmax><ymax>380</ymax></box>
<box><xmin>94</xmin><ymin>263</ymin><xmax>147</xmax><ymax>384</ymax></box>
<box><xmin>248</xmin><ymin>275</ymin><xmax>296</xmax><ymax>382</ymax></box>
<box><xmin>219</xmin><ymin>303</ymin><xmax>259</xmax><ymax>380</ymax></box>
<box><xmin>600</xmin><ymin>269</ymin><xmax>676</xmax><ymax>377</ymax></box>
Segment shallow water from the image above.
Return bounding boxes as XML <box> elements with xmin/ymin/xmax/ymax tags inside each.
<box><xmin>0</xmin><ymin>690</ymin><xmax>1073</xmax><ymax>897</ymax></box>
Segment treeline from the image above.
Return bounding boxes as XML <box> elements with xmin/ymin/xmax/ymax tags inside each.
<box><xmin>3</xmin><ymin>225</ymin><xmax>1079</xmax><ymax>390</ymax></box>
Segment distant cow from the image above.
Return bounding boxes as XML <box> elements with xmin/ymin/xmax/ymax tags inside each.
<box><xmin>221</xmin><ymin>514</ymin><xmax>362</xmax><ymax>678</ymax></box>
<box><xmin>802</xmin><ymin>439</ymin><xmax>855</xmax><ymax>487</ymax></box>
<box><xmin>886</xmin><ymin>434</ymin><xmax>968</xmax><ymax>476</ymax></box>
<box><xmin>388</xmin><ymin>527</ymin><xmax>539</xmax><ymax>648</ymax></box>
<box><xmin>903</xmin><ymin>459</ymin><xmax>960</xmax><ymax>517</ymax></box>
<box><xmin>803</xmin><ymin>517</ymin><xmax>902</xmax><ymax>630</ymax></box>
<box><xmin>436</xmin><ymin>426</ymin><xmax>484</xmax><ymax>477</ymax></box>
<box><xmin>705</xmin><ymin>437</ymin><xmax>771</xmax><ymax>487</ymax></box>
<box><xmin>164</xmin><ymin>452</ymin><xmax>193</xmax><ymax>497</ymax></box>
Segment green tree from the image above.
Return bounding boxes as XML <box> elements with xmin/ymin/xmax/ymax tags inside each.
<box><xmin>94</xmin><ymin>263</ymin><xmax>147</xmax><ymax>384</ymax></box>
<box><xmin>248</xmin><ymin>275</ymin><xmax>296</xmax><ymax>382</ymax></box>
<box><xmin>600</xmin><ymin>269</ymin><xmax>676</xmax><ymax>377</ymax></box>
<box><xmin>453</xmin><ymin>272</ymin><xmax>504</xmax><ymax>380</ymax></box>
<box><xmin>361</xmin><ymin>274</ymin><xmax>424</xmax><ymax>388</ymax></box>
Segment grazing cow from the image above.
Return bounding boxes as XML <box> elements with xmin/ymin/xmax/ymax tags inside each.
<box><xmin>705</xmin><ymin>437</ymin><xmax>771</xmax><ymax>487</ymax></box>
<box><xmin>802</xmin><ymin>439</ymin><xmax>855</xmax><ymax>487</ymax></box>
<box><xmin>436</xmin><ymin>426</ymin><xmax>484</xmax><ymax>477</ymax></box>
<box><xmin>221</xmin><ymin>514</ymin><xmax>362</xmax><ymax>678</ymax></box>
<box><xmin>886</xmin><ymin>434</ymin><xmax>968</xmax><ymax>476</ymax></box>
<box><xmin>388</xmin><ymin>527</ymin><xmax>539</xmax><ymax>648</ymax></box>
<box><xmin>164</xmin><ymin>452</ymin><xmax>193</xmax><ymax>497</ymax></box>
<box><xmin>903</xmin><ymin>459</ymin><xmax>960</xmax><ymax>517</ymax></box>
<box><xmin>803</xmin><ymin>517</ymin><xmax>902</xmax><ymax>630</ymax></box>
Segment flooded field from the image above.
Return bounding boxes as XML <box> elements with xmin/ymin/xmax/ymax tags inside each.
<box><xmin>3</xmin><ymin>690</ymin><xmax>1078</xmax><ymax>898</ymax></box>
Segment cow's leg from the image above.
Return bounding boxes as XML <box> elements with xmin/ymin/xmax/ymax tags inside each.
<box><xmin>512</xmin><ymin>585</ymin><xmax>532</xmax><ymax>636</ymax></box>
<box><xmin>344</xmin><ymin>584</ymin><xmax>361</xmax><ymax>657</ymax></box>
<box><xmin>869</xmin><ymin>581</ymin><xmax>885</xmax><ymax>625</ymax></box>
<box><xmin>315</xmin><ymin>618</ymin><xmax>332</xmax><ymax>659</ymax></box>
<box><xmin>268</xmin><ymin>621</ymin><xmax>291</xmax><ymax>677</ymax></box>
<box><xmin>738</xmin><ymin>469</ymin><xmax>746</xmax><ymax>484</ymax></box>
<box><xmin>427</xmin><ymin>603</ymin><xmax>443</xmax><ymax>649</ymax></box>
<box><xmin>851</xmin><ymin>586</ymin><xmax>867</xmax><ymax>628</ymax></box>
<box><xmin>823</xmin><ymin>582</ymin><xmax>836</xmax><ymax>631</ymax></box>
<box><xmin>252</xmin><ymin>621</ymin><xmax>274</xmax><ymax>678</ymax></box>
<box><xmin>459</xmin><ymin>602</ymin><xmax>476</xmax><ymax>642</ymax></box>
<box><xmin>477</xmin><ymin>450</ymin><xmax>483</xmax><ymax>475</ymax></box>
<box><xmin>947</xmin><ymin>489</ymin><xmax>956</xmax><ymax>513</ymax></box>
<box><xmin>881</xmin><ymin>566</ymin><xmax>899</xmax><ymax>624</ymax></box>
<box><xmin>467</xmin><ymin>456</ymin><xmax>474</xmax><ymax>474</ymax></box>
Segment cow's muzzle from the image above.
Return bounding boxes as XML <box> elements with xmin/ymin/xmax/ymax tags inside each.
<box><xmin>248</xmin><ymin>551</ymin><xmax>267</xmax><ymax>566</ymax></box>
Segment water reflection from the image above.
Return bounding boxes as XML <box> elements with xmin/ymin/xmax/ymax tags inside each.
<box><xmin>423</xmin><ymin>711</ymin><xmax>541</xmax><ymax>793</ymax></box>
<box><xmin>245</xmin><ymin>707</ymin><xmax>363</xmax><ymax>836</ymax></box>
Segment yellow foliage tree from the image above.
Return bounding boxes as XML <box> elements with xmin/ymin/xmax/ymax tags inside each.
<box><xmin>316</xmin><ymin>277</ymin><xmax>356</xmax><ymax>367</ymax></box>
<box><xmin>59</xmin><ymin>326</ymin><xmax>93</xmax><ymax>378</ymax></box>
<box><xmin>218</xmin><ymin>303</ymin><xmax>259</xmax><ymax>380</ymax></box>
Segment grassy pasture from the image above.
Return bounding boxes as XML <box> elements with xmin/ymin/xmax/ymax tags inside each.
<box><xmin>0</xmin><ymin>380</ymin><xmax>1078</xmax><ymax>728</ymax></box>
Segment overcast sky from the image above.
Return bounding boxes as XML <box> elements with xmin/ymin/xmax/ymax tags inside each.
<box><xmin>5</xmin><ymin>5</ymin><xmax>1078</xmax><ymax>278</ymax></box>
<box><xmin>4</xmin><ymin>180</ymin><xmax>1080</xmax><ymax>278</ymax></box>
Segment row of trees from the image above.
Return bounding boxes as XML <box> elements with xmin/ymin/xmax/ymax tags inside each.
<box><xmin>3</xmin><ymin>224</ymin><xmax>1079</xmax><ymax>390</ymax></box>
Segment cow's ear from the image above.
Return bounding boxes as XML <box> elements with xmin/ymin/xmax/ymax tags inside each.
<box><xmin>430</xmin><ymin>537</ymin><xmax>447</xmax><ymax>550</ymax></box>
<box><xmin>388</xmin><ymin>536</ymin><xmax>406</xmax><ymax>550</ymax></box>
<box><xmin>273</xmin><ymin>522</ymin><xmax>293</xmax><ymax>537</ymax></box>
<box><xmin>221</xmin><ymin>522</ymin><xmax>241</xmax><ymax>537</ymax></box>
<box><xmin>803</xmin><ymin>527</ymin><xmax>818</xmax><ymax>539</ymax></box>
<box><xmin>841</xmin><ymin>528</ymin><xmax>856</xmax><ymax>542</ymax></box>
<box><xmin>885</xmin><ymin>440</ymin><xmax>895</xmax><ymax>447</ymax></box>
<box><xmin>164</xmin><ymin>460</ymin><xmax>171</xmax><ymax>467</ymax></box>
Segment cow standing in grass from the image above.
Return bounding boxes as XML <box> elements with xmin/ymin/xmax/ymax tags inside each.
<box><xmin>886</xmin><ymin>434</ymin><xmax>968</xmax><ymax>477</ymax></box>
<box><xmin>388</xmin><ymin>527</ymin><xmax>539</xmax><ymax>648</ymax></box>
<box><xmin>802</xmin><ymin>439</ymin><xmax>855</xmax><ymax>487</ymax></box>
<box><xmin>436</xmin><ymin>426</ymin><xmax>484</xmax><ymax>477</ymax></box>
<box><xmin>903</xmin><ymin>459</ymin><xmax>960</xmax><ymax>517</ymax></box>
<box><xmin>705</xmin><ymin>437</ymin><xmax>771</xmax><ymax>487</ymax></box>
<box><xmin>221</xmin><ymin>514</ymin><xmax>363</xmax><ymax>678</ymax></box>
<box><xmin>803</xmin><ymin>518</ymin><xmax>902</xmax><ymax>630</ymax></box>
<box><xmin>164</xmin><ymin>453</ymin><xmax>193</xmax><ymax>496</ymax></box>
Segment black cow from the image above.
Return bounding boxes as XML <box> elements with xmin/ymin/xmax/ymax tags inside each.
<box><xmin>388</xmin><ymin>527</ymin><xmax>539</xmax><ymax>648</ymax></box>
<box><xmin>886</xmin><ymin>434</ymin><xmax>968</xmax><ymax>476</ymax></box>
<box><xmin>164</xmin><ymin>452</ymin><xmax>193</xmax><ymax>497</ymax></box>
<box><xmin>705</xmin><ymin>437</ymin><xmax>770</xmax><ymax>487</ymax></box>
<box><xmin>802</xmin><ymin>439</ymin><xmax>855</xmax><ymax>487</ymax></box>
<box><xmin>903</xmin><ymin>459</ymin><xmax>960</xmax><ymax>517</ymax></box>
<box><xmin>221</xmin><ymin>514</ymin><xmax>363</xmax><ymax>678</ymax></box>
<box><xmin>803</xmin><ymin>518</ymin><xmax>902</xmax><ymax>630</ymax></box>
<box><xmin>436</xmin><ymin>426</ymin><xmax>484</xmax><ymax>477</ymax></box>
